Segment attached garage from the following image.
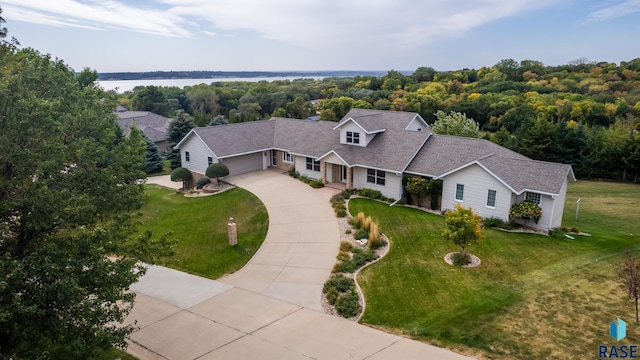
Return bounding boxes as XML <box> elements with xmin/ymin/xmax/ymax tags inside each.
<box><xmin>221</xmin><ymin>152</ymin><xmax>264</xmax><ymax>176</ymax></box>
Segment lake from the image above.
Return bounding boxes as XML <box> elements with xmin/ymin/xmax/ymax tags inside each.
<box><xmin>98</xmin><ymin>76</ymin><xmax>324</xmax><ymax>93</ymax></box>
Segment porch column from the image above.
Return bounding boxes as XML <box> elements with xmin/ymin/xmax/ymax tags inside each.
<box><xmin>320</xmin><ymin>161</ymin><xmax>327</xmax><ymax>184</ymax></box>
<box><xmin>346</xmin><ymin>166</ymin><xmax>353</xmax><ymax>189</ymax></box>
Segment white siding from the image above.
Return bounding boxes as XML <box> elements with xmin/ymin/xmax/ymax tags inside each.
<box><xmin>322</xmin><ymin>153</ymin><xmax>347</xmax><ymax>166</ymax></box>
<box><xmin>295</xmin><ymin>156</ymin><xmax>321</xmax><ymax>179</ymax></box>
<box><xmin>406</xmin><ymin>117</ymin><xmax>428</xmax><ymax>131</ymax></box>
<box><xmin>339</xmin><ymin>122</ymin><xmax>371</xmax><ymax>147</ymax></box>
<box><xmin>512</xmin><ymin>191</ymin><xmax>557</xmax><ymax>231</ymax></box>
<box><xmin>550</xmin><ymin>178</ymin><xmax>568</xmax><ymax>229</ymax></box>
<box><xmin>180</xmin><ymin>136</ymin><xmax>216</xmax><ymax>176</ymax></box>
<box><xmin>441</xmin><ymin>164</ymin><xmax>512</xmax><ymax>222</ymax></box>
<box><xmin>352</xmin><ymin>167</ymin><xmax>403</xmax><ymax>200</ymax></box>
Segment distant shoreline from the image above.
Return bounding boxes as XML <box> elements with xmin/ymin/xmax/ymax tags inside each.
<box><xmin>97</xmin><ymin>70</ymin><xmax>391</xmax><ymax>81</ymax></box>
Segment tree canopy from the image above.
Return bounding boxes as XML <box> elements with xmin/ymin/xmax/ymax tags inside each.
<box><xmin>442</xmin><ymin>204</ymin><xmax>483</xmax><ymax>256</ymax></box>
<box><xmin>0</xmin><ymin>41</ymin><xmax>172</xmax><ymax>358</ymax></box>
<box><xmin>431</xmin><ymin>110</ymin><xmax>481</xmax><ymax>137</ymax></box>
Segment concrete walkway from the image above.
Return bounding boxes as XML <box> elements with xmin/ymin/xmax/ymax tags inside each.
<box><xmin>127</xmin><ymin>171</ymin><xmax>473</xmax><ymax>360</ymax></box>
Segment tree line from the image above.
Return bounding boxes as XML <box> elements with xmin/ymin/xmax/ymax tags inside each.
<box><xmin>121</xmin><ymin>59</ymin><xmax>640</xmax><ymax>182</ymax></box>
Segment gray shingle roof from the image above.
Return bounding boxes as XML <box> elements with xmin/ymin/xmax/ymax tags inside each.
<box><xmin>116</xmin><ymin>110</ymin><xmax>170</xmax><ymax>143</ymax></box>
<box><xmin>406</xmin><ymin>134</ymin><xmax>574</xmax><ymax>195</ymax></box>
<box><xmin>179</xmin><ymin>110</ymin><xmax>573</xmax><ymax>196</ymax></box>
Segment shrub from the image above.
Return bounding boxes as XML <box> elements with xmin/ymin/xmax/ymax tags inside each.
<box><xmin>354</xmin><ymin>229</ymin><xmax>369</xmax><ymax>240</ymax></box>
<box><xmin>333</xmin><ymin>202</ymin><xmax>346</xmax><ymax>211</ymax></box>
<box><xmin>335</xmin><ymin>209</ymin><xmax>347</xmax><ymax>217</ymax></box>
<box><xmin>362</xmin><ymin>216</ymin><xmax>372</xmax><ymax>231</ymax></box>
<box><xmin>331</xmin><ymin>193</ymin><xmax>344</xmax><ymax>204</ymax></box>
<box><xmin>335</xmin><ymin>290</ymin><xmax>361</xmax><ymax>318</ymax></box>
<box><xmin>341</xmin><ymin>189</ymin><xmax>355</xmax><ymax>199</ymax></box>
<box><xmin>170</xmin><ymin>167</ymin><xmax>192</xmax><ymax>189</ymax></box>
<box><xmin>510</xmin><ymin>201</ymin><xmax>542</xmax><ymax>224</ymax></box>
<box><xmin>452</xmin><ymin>252</ymin><xmax>471</xmax><ymax>266</ymax></box>
<box><xmin>339</xmin><ymin>241</ymin><xmax>353</xmax><ymax>252</ymax></box>
<box><xmin>310</xmin><ymin>179</ymin><xmax>324</xmax><ymax>188</ymax></box>
<box><xmin>345</xmin><ymin>229</ymin><xmax>352</xmax><ymax>235</ymax></box>
<box><xmin>196</xmin><ymin>177</ymin><xmax>211</xmax><ymax>189</ymax></box>
<box><xmin>483</xmin><ymin>216</ymin><xmax>507</xmax><ymax>228</ymax></box>
<box><xmin>205</xmin><ymin>163</ymin><xmax>229</xmax><ymax>180</ymax></box>
<box><xmin>336</xmin><ymin>251</ymin><xmax>350</xmax><ymax>262</ymax></box>
<box><xmin>351</xmin><ymin>248</ymin><xmax>378</xmax><ymax>268</ymax></box>
<box><xmin>287</xmin><ymin>167</ymin><xmax>296</xmax><ymax>177</ymax></box>
<box><xmin>356</xmin><ymin>212</ymin><xmax>366</xmax><ymax>228</ymax></box>
<box><xmin>571</xmin><ymin>227</ymin><xmax>580</xmax><ymax>233</ymax></box>
<box><xmin>369</xmin><ymin>236</ymin><xmax>386</xmax><ymax>250</ymax></box>
<box><xmin>549</xmin><ymin>228</ymin><xmax>566</xmax><ymax>238</ymax></box>
<box><xmin>323</xmin><ymin>275</ymin><xmax>355</xmax><ymax>293</ymax></box>
<box><xmin>348</xmin><ymin>217</ymin><xmax>358</xmax><ymax>227</ymax></box>
<box><xmin>326</xmin><ymin>288</ymin><xmax>339</xmax><ymax>305</ymax></box>
<box><xmin>358</xmin><ymin>188</ymin><xmax>382</xmax><ymax>199</ymax></box>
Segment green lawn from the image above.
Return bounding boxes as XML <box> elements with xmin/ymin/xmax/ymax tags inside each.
<box><xmin>139</xmin><ymin>185</ymin><xmax>268</xmax><ymax>279</ymax></box>
<box><xmin>350</xmin><ymin>180</ymin><xmax>640</xmax><ymax>359</ymax></box>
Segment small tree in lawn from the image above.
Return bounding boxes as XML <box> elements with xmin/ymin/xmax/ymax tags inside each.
<box><xmin>171</xmin><ymin>167</ymin><xmax>192</xmax><ymax>190</ymax></box>
<box><xmin>206</xmin><ymin>162</ymin><xmax>229</xmax><ymax>185</ymax></box>
<box><xmin>617</xmin><ymin>251</ymin><xmax>640</xmax><ymax>324</ymax></box>
<box><xmin>442</xmin><ymin>203</ymin><xmax>482</xmax><ymax>265</ymax></box>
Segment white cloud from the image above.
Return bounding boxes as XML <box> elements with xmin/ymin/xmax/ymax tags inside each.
<box><xmin>2</xmin><ymin>0</ymin><xmax>192</xmax><ymax>37</ymax></box>
<box><xmin>161</xmin><ymin>0</ymin><xmax>556</xmax><ymax>51</ymax></box>
<box><xmin>203</xmin><ymin>30</ymin><xmax>216</xmax><ymax>36</ymax></box>
<box><xmin>587</xmin><ymin>0</ymin><xmax>640</xmax><ymax>22</ymax></box>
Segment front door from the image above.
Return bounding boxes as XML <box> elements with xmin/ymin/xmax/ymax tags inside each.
<box><xmin>340</xmin><ymin>166</ymin><xmax>347</xmax><ymax>183</ymax></box>
<box><xmin>271</xmin><ymin>150</ymin><xmax>277</xmax><ymax>166</ymax></box>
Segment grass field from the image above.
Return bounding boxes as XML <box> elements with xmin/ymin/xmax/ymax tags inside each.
<box><xmin>350</xmin><ymin>180</ymin><xmax>640</xmax><ymax>359</ymax></box>
<box><xmin>138</xmin><ymin>185</ymin><xmax>268</xmax><ymax>279</ymax></box>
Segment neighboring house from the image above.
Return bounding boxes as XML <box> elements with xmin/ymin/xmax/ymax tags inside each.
<box><xmin>175</xmin><ymin>109</ymin><xmax>575</xmax><ymax>231</ymax></box>
<box><xmin>116</xmin><ymin>106</ymin><xmax>171</xmax><ymax>153</ymax></box>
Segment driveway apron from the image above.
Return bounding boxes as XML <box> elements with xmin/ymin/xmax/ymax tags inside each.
<box><xmin>127</xmin><ymin>170</ymin><xmax>473</xmax><ymax>360</ymax></box>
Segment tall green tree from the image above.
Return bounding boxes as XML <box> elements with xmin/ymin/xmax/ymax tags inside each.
<box><xmin>131</xmin><ymin>85</ymin><xmax>172</xmax><ymax>116</ymax></box>
<box><xmin>166</xmin><ymin>110</ymin><xmax>195</xmax><ymax>169</ymax></box>
<box><xmin>133</xmin><ymin>127</ymin><xmax>164</xmax><ymax>174</ymax></box>
<box><xmin>0</xmin><ymin>44</ymin><xmax>173</xmax><ymax>358</ymax></box>
<box><xmin>432</xmin><ymin>110</ymin><xmax>481</xmax><ymax>138</ymax></box>
<box><xmin>520</xmin><ymin>117</ymin><xmax>557</xmax><ymax>160</ymax></box>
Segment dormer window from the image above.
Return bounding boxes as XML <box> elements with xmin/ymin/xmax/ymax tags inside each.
<box><xmin>346</xmin><ymin>131</ymin><xmax>360</xmax><ymax>144</ymax></box>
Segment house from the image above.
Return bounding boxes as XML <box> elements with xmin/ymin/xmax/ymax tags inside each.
<box><xmin>116</xmin><ymin>106</ymin><xmax>171</xmax><ymax>153</ymax></box>
<box><xmin>175</xmin><ymin>109</ymin><xmax>575</xmax><ymax>231</ymax></box>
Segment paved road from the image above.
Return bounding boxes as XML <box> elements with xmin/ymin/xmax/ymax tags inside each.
<box><xmin>127</xmin><ymin>170</ymin><xmax>473</xmax><ymax>360</ymax></box>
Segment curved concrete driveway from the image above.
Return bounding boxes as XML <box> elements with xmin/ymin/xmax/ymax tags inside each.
<box><xmin>126</xmin><ymin>171</ymin><xmax>473</xmax><ymax>360</ymax></box>
<box><xmin>220</xmin><ymin>170</ymin><xmax>340</xmax><ymax>311</ymax></box>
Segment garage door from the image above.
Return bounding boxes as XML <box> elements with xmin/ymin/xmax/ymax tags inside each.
<box><xmin>222</xmin><ymin>152</ymin><xmax>263</xmax><ymax>176</ymax></box>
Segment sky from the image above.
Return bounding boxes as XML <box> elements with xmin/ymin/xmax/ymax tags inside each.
<box><xmin>2</xmin><ymin>0</ymin><xmax>640</xmax><ymax>73</ymax></box>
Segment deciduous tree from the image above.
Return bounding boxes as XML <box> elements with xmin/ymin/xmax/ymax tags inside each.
<box><xmin>432</xmin><ymin>110</ymin><xmax>481</xmax><ymax>138</ymax></box>
<box><xmin>617</xmin><ymin>251</ymin><xmax>640</xmax><ymax>324</ymax></box>
<box><xmin>0</xmin><ymin>43</ymin><xmax>173</xmax><ymax>358</ymax></box>
<box><xmin>442</xmin><ymin>204</ymin><xmax>483</xmax><ymax>257</ymax></box>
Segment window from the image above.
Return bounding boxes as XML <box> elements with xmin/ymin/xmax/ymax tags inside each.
<box><xmin>455</xmin><ymin>184</ymin><xmax>464</xmax><ymax>201</ymax></box>
<box><xmin>282</xmin><ymin>151</ymin><xmax>293</xmax><ymax>163</ymax></box>
<box><xmin>306</xmin><ymin>157</ymin><xmax>320</xmax><ymax>172</ymax></box>
<box><xmin>208</xmin><ymin>157</ymin><xmax>213</xmax><ymax>165</ymax></box>
<box><xmin>486</xmin><ymin>189</ymin><xmax>497</xmax><ymax>208</ymax></box>
<box><xmin>346</xmin><ymin>131</ymin><xmax>360</xmax><ymax>144</ymax></box>
<box><xmin>185</xmin><ymin>151</ymin><xmax>190</xmax><ymax>162</ymax></box>
<box><xmin>366</xmin><ymin>168</ymin><xmax>385</xmax><ymax>186</ymax></box>
<box><xmin>525</xmin><ymin>192</ymin><xmax>541</xmax><ymax>205</ymax></box>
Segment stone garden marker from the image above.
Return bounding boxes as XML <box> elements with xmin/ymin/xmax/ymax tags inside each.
<box><xmin>228</xmin><ymin>217</ymin><xmax>237</xmax><ymax>246</ymax></box>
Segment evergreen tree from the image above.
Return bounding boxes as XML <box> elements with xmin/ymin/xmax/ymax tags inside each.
<box><xmin>133</xmin><ymin>127</ymin><xmax>164</xmax><ymax>174</ymax></box>
<box><xmin>519</xmin><ymin>117</ymin><xmax>557</xmax><ymax>161</ymax></box>
<box><xmin>166</xmin><ymin>110</ymin><xmax>195</xmax><ymax>169</ymax></box>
